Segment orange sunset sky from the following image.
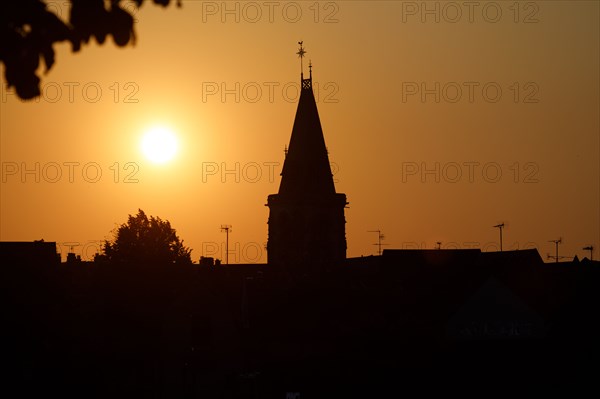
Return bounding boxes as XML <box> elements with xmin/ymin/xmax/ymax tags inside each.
<box><xmin>1</xmin><ymin>1</ymin><xmax>598</xmax><ymax>262</ymax></box>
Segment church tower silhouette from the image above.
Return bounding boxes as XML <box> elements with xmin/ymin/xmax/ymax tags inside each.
<box><xmin>267</xmin><ymin>43</ymin><xmax>348</xmax><ymax>274</ymax></box>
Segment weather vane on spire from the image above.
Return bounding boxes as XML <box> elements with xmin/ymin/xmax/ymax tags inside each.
<box><xmin>297</xmin><ymin>41</ymin><xmax>306</xmax><ymax>77</ymax></box>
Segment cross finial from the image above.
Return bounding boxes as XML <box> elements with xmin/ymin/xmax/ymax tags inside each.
<box><xmin>297</xmin><ymin>41</ymin><xmax>306</xmax><ymax>58</ymax></box>
<box><xmin>297</xmin><ymin>41</ymin><xmax>306</xmax><ymax>78</ymax></box>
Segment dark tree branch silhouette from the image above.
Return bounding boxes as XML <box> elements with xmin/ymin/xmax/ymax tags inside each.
<box><xmin>100</xmin><ymin>209</ymin><xmax>192</xmax><ymax>265</ymax></box>
<box><xmin>1</xmin><ymin>0</ymin><xmax>179</xmax><ymax>99</ymax></box>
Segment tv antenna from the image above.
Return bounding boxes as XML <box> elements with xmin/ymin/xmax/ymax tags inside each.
<box><xmin>548</xmin><ymin>237</ymin><xmax>562</xmax><ymax>263</ymax></box>
<box><xmin>493</xmin><ymin>223</ymin><xmax>505</xmax><ymax>251</ymax></box>
<box><xmin>60</xmin><ymin>242</ymin><xmax>82</xmax><ymax>263</ymax></box>
<box><xmin>368</xmin><ymin>230</ymin><xmax>387</xmax><ymax>256</ymax></box>
<box><xmin>221</xmin><ymin>225</ymin><xmax>232</xmax><ymax>265</ymax></box>
<box><xmin>583</xmin><ymin>245</ymin><xmax>594</xmax><ymax>261</ymax></box>
<box><xmin>62</xmin><ymin>241</ymin><xmax>81</xmax><ymax>253</ymax></box>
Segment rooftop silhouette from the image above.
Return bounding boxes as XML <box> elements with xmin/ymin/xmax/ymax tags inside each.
<box><xmin>1</xmin><ymin>41</ymin><xmax>598</xmax><ymax>398</ymax></box>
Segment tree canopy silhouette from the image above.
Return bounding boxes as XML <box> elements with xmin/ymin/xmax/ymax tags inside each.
<box><xmin>1</xmin><ymin>0</ymin><xmax>179</xmax><ymax>99</ymax></box>
<box><xmin>101</xmin><ymin>209</ymin><xmax>192</xmax><ymax>265</ymax></box>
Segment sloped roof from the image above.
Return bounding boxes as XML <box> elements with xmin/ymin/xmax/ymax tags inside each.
<box><xmin>278</xmin><ymin>78</ymin><xmax>337</xmax><ymax>199</ymax></box>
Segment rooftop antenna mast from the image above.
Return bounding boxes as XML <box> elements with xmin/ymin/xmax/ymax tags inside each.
<box><xmin>583</xmin><ymin>245</ymin><xmax>594</xmax><ymax>261</ymax></box>
<box><xmin>221</xmin><ymin>225</ymin><xmax>232</xmax><ymax>265</ymax></box>
<box><xmin>548</xmin><ymin>237</ymin><xmax>562</xmax><ymax>263</ymax></box>
<box><xmin>61</xmin><ymin>242</ymin><xmax>82</xmax><ymax>263</ymax></box>
<box><xmin>493</xmin><ymin>223</ymin><xmax>505</xmax><ymax>251</ymax></box>
<box><xmin>62</xmin><ymin>241</ymin><xmax>81</xmax><ymax>254</ymax></box>
<box><xmin>368</xmin><ymin>230</ymin><xmax>386</xmax><ymax>256</ymax></box>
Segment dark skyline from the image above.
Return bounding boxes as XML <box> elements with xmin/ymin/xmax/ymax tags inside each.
<box><xmin>1</xmin><ymin>2</ymin><xmax>598</xmax><ymax>263</ymax></box>
<box><xmin>1</xmin><ymin>3</ymin><xmax>599</xmax><ymax>396</ymax></box>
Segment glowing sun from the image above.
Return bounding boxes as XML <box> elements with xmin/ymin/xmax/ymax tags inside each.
<box><xmin>141</xmin><ymin>126</ymin><xmax>178</xmax><ymax>164</ymax></box>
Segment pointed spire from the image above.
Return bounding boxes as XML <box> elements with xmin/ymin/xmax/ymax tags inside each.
<box><xmin>278</xmin><ymin>52</ymin><xmax>335</xmax><ymax>198</ymax></box>
<box><xmin>266</xmin><ymin>44</ymin><xmax>348</xmax><ymax>269</ymax></box>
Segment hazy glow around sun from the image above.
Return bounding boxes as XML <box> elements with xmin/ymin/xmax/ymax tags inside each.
<box><xmin>141</xmin><ymin>126</ymin><xmax>178</xmax><ymax>164</ymax></box>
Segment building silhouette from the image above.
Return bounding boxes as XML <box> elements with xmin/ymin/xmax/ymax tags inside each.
<box><xmin>266</xmin><ymin>45</ymin><xmax>347</xmax><ymax>273</ymax></box>
<box><xmin>0</xmin><ymin>240</ymin><xmax>60</xmax><ymax>265</ymax></box>
<box><xmin>2</xmin><ymin>43</ymin><xmax>598</xmax><ymax>398</ymax></box>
